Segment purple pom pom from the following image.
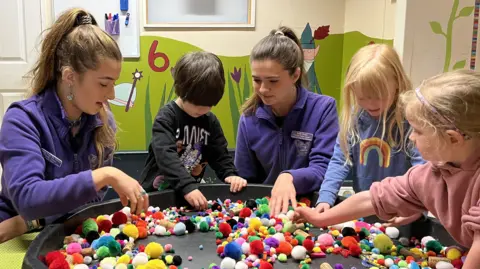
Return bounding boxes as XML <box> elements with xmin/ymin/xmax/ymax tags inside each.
<box><xmin>264</xmin><ymin>237</ymin><xmax>280</xmax><ymax>248</ymax></box>
<box><xmin>334</xmin><ymin>264</ymin><xmax>344</xmax><ymax>269</ymax></box>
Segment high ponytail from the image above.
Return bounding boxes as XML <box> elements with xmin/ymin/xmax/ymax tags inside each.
<box><xmin>241</xmin><ymin>26</ymin><xmax>306</xmax><ymax>115</ymax></box>
<box><xmin>26</xmin><ymin>7</ymin><xmax>121</xmax><ymax>167</ymax></box>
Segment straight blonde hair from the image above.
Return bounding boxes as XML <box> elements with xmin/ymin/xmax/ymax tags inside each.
<box><xmin>340</xmin><ymin>44</ymin><xmax>412</xmax><ymax>165</ymax></box>
<box><xmin>27</xmin><ymin>8</ymin><xmax>121</xmax><ymax>166</ymax></box>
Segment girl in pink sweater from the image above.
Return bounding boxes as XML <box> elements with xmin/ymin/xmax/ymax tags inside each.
<box><xmin>295</xmin><ymin>69</ymin><xmax>480</xmax><ymax>268</ymax></box>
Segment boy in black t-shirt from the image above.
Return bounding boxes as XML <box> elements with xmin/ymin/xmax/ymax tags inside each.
<box><xmin>140</xmin><ymin>51</ymin><xmax>247</xmax><ymax>209</ymax></box>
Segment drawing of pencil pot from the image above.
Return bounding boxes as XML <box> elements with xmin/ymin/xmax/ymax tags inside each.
<box><xmin>105</xmin><ymin>19</ymin><xmax>120</xmax><ymax>35</ymax></box>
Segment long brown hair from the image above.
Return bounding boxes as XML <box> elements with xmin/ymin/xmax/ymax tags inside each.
<box><xmin>27</xmin><ymin>8</ymin><xmax>122</xmax><ymax>166</ymax></box>
<box><xmin>241</xmin><ymin>26</ymin><xmax>307</xmax><ymax>116</ymax></box>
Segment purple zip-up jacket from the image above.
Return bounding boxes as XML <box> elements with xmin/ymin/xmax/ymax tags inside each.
<box><xmin>0</xmin><ymin>88</ymin><xmax>114</xmax><ymax>224</ymax></box>
<box><xmin>234</xmin><ymin>87</ymin><xmax>339</xmax><ymax>194</ymax></box>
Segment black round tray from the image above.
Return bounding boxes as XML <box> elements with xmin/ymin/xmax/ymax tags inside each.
<box><xmin>22</xmin><ymin>184</ymin><xmax>456</xmax><ymax>269</ymax></box>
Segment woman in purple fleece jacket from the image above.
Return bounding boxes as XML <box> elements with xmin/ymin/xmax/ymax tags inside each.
<box><xmin>0</xmin><ymin>8</ymin><xmax>148</xmax><ymax>243</ymax></box>
<box><xmin>235</xmin><ymin>26</ymin><xmax>339</xmax><ymax>217</ymax></box>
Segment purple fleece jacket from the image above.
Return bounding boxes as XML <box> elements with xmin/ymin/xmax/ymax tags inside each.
<box><xmin>234</xmin><ymin>87</ymin><xmax>339</xmax><ymax>194</ymax></box>
<box><xmin>0</xmin><ymin>88</ymin><xmax>114</xmax><ymax>224</ymax></box>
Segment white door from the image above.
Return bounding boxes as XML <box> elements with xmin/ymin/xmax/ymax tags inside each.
<box><xmin>0</xmin><ymin>0</ymin><xmax>44</xmax><ymax>186</ymax></box>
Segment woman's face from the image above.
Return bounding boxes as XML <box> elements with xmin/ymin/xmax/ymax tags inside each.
<box><xmin>251</xmin><ymin>59</ymin><xmax>300</xmax><ymax>107</ymax></box>
<box><xmin>70</xmin><ymin>59</ymin><xmax>121</xmax><ymax>115</ymax></box>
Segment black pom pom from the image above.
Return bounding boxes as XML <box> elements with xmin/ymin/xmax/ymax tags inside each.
<box><xmin>86</xmin><ymin>231</ymin><xmax>100</xmax><ymax>244</ymax></box>
<box><xmin>226</xmin><ymin>218</ymin><xmax>238</xmax><ymax>229</ymax></box>
<box><xmin>114</xmin><ymin>232</ymin><xmax>129</xmax><ymax>241</ymax></box>
<box><xmin>173</xmin><ymin>255</ymin><xmax>183</xmax><ymax>266</ymax></box>
<box><xmin>245</xmin><ymin>199</ymin><xmax>257</xmax><ymax>210</ymax></box>
<box><xmin>341</xmin><ymin>227</ymin><xmax>357</xmax><ymax>237</ymax></box>
<box><xmin>211</xmin><ymin>203</ymin><xmax>222</xmax><ymax>211</ymax></box>
<box><xmin>358</xmin><ymin>231</ymin><xmax>367</xmax><ymax>240</ymax></box>
<box><xmin>183</xmin><ymin>219</ymin><xmax>196</xmax><ymax>233</ymax></box>
<box><xmin>238</xmin><ymin>217</ymin><xmax>245</xmax><ymax>224</ymax></box>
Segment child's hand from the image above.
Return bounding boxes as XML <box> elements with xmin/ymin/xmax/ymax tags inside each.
<box><xmin>184</xmin><ymin>189</ymin><xmax>208</xmax><ymax>210</ymax></box>
<box><xmin>0</xmin><ymin>215</ymin><xmax>28</xmax><ymax>243</ymax></box>
<box><xmin>315</xmin><ymin>203</ymin><xmax>331</xmax><ymax>213</ymax></box>
<box><xmin>225</xmin><ymin>176</ymin><xmax>247</xmax><ymax>193</ymax></box>
<box><xmin>383</xmin><ymin>212</ymin><xmax>423</xmax><ymax>227</ymax></box>
<box><xmin>293</xmin><ymin>207</ymin><xmax>322</xmax><ymax>226</ymax></box>
<box><xmin>270</xmin><ymin>173</ymin><xmax>297</xmax><ymax>217</ymax></box>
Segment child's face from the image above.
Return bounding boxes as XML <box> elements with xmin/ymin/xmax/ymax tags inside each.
<box><xmin>251</xmin><ymin>60</ymin><xmax>300</xmax><ymax>107</ymax></box>
<box><xmin>407</xmin><ymin>119</ymin><xmax>446</xmax><ymax>163</ymax></box>
<box><xmin>352</xmin><ymin>82</ymin><xmax>396</xmax><ymax>118</ymax></box>
<box><xmin>181</xmin><ymin>101</ymin><xmax>212</xmax><ymax>118</ymax></box>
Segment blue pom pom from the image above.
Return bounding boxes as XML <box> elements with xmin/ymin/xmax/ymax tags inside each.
<box><xmin>223</xmin><ymin>241</ymin><xmax>242</xmax><ymax>260</ymax></box>
<box><xmin>261</xmin><ymin>213</ymin><xmax>270</xmax><ymax>219</ymax></box>
<box><xmin>372</xmin><ymin>248</ymin><xmax>380</xmax><ymax>254</ymax></box>
<box><xmin>390</xmin><ymin>266</ymin><xmax>399</xmax><ymax>269</ymax></box>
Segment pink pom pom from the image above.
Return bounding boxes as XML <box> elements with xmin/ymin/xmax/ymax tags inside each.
<box><xmin>66</xmin><ymin>243</ymin><xmax>82</xmax><ymax>255</ymax></box>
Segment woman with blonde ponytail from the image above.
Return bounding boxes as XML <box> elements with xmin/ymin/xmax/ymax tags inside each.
<box><xmin>0</xmin><ymin>8</ymin><xmax>148</xmax><ymax>243</ymax></box>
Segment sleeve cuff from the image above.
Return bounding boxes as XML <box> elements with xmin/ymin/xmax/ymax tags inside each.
<box><xmin>317</xmin><ymin>190</ymin><xmax>337</xmax><ymax>207</ymax></box>
<box><xmin>180</xmin><ymin>183</ymin><xmax>199</xmax><ymax>196</ymax></box>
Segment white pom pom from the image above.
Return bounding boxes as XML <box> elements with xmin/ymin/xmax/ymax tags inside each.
<box><xmin>291</xmin><ymin>246</ymin><xmax>307</xmax><ymax>260</ymax></box>
<box><xmin>235</xmin><ymin>261</ymin><xmax>249</xmax><ymax>269</ymax></box>
<box><xmin>386</xmin><ymin>227</ymin><xmax>400</xmax><ymax>239</ymax></box>
<box><xmin>421</xmin><ymin>236</ymin><xmax>435</xmax><ymax>246</ymax></box>
<box><xmin>286</xmin><ymin>210</ymin><xmax>295</xmax><ymax>220</ymax></box>
<box><xmin>273</xmin><ymin>233</ymin><xmax>285</xmax><ymax>242</ymax></box>
<box><xmin>220</xmin><ymin>257</ymin><xmax>236</xmax><ymax>269</ymax></box>
<box><xmin>241</xmin><ymin>242</ymin><xmax>250</xmax><ymax>254</ymax></box>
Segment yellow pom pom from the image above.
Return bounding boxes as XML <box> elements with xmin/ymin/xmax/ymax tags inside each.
<box><xmin>123</xmin><ymin>224</ymin><xmax>139</xmax><ymax>239</ymax></box>
<box><xmin>446</xmin><ymin>247</ymin><xmax>462</xmax><ymax>260</ymax></box>
<box><xmin>421</xmin><ymin>261</ymin><xmax>428</xmax><ymax>267</ymax></box>
<box><xmin>326</xmin><ymin>247</ymin><xmax>334</xmax><ymax>253</ymax></box>
<box><xmin>165</xmin><ymin>255</ymin><xmax>174</xmax><ymax>264</ymax></box>
<box><xmin>145</xmin><ymin>242</ymin><xmax>164</xmax><ymax>259</ymax></box>
<box><xmin>312</xmin><ymin>247</ymin><xmax>321</xmax><ymax>253</ymax></box>
<box><xmin>249</xmin><ymin>218</ymin><xmax>262</xmax><ymax>231</ymax></box>
<box><xmin>146</xmin><ymin>259</ymin><xmax>167</xmax><ymax>269</ymax></box>
<box><xmin>96</xmin><ymin>215</ymin><xmax>106</xmax><ymax>222</ymax></box>
<box><xmin>115</xmin><ymin>264</ymin><xmax>128</xmax><ymax>269</ymax></box>
<box><xmin>331</xmin><ymin>230</ymin><xmax>340</xmax><ymax>237</ymax></box>
<box><xmin>117</xmin><ymin>254</ymin><xmax>131</xmax><ymax>264</ymax></box>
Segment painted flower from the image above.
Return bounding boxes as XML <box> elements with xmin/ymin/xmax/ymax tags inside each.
<box><xmin>369</xmin><ymin>41</ymin><xmax>375</xmax><ymax>45</ymax></box>
<box><xmin>231</xmin><ymin>67</ymin><xmax>242</xmax><ymax>83</ymax></box>
<box><xmin>314</xmin><ymin>25</ymin><xmax>330</xmax><ymax>40</ymax></box>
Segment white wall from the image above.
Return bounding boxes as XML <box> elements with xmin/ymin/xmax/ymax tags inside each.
<box><xmin>344</xmin><ymin>0</ymin><xmax>396</xmax><ymax>39</ymax></box>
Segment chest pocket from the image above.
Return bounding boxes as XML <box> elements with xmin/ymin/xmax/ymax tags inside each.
<box><xmin>291</xmin><ymin>131</ymin><xmax>313</xmax><ymax>157</ymax></box>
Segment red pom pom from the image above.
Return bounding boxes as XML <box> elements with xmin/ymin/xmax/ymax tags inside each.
<box><xmin>259</xmin><ymin>261</ymin><xmax>273</xmax><ymax>269</ymax></box>
<box><xmin>239</xmin><ymin>208</ymin><xmax>252</xmax><ymax>218</ymax></box>
<box><xmin>97</xmin><ymin>219</ymin><xmax>113</xmax><ymax>233</ymax></box>
<box><xmin>451</xmin><ymin>258</ymin><xmax>463</xmax><ymax>268</ymax></box>
<box><xmin>216</xmin><ymin>245</ymin><xmax>225</xmax><ymax>255</ymax></box>
<box><xmin>341</xmin><ymin>249</ymin><xmax>350</xmax><ymax>258</ymax></box>
<box><xmin>250</xmin><ymin>240</ymin><xmax>264</xmax><ymax>255</ymax></box>
<box><xmin>216</xmin><ymin>239</ymin><xmax>222</xmax><ymax>245</ymax></box>
<box><xmin>219</xmin><ymin>222</ymin><xmax>232</xmax><ymax>238</ymax></box>
<box><xmin>48</xmin><ymin>258</ymin><xmax>69</xmax><ymax>269</ymax></box>
<box><xmin>45</xmin><ymin>251</ymin><xmax>64</xmax><ymax>266</ymax></box>
<box><xmin>349</xmin><ymin>244</ymin><xmax>362</xmax><ymax>257</ymax></box>
<box><xmin>153</xmin><ymin>212</ymin><xmax>164</xmax><ymax>220</ymax></box>
<box><xmin>138</xmin><ymin>244</ymin><xmax>145</xmax><ymax>252</ymax></box>
<box><xmin>74</xmin><ymin>225</ymin><xmax>83</xmax><ymax>235</ymax></box>
<box><xmin>111</xmin><ymin>211</ymin><xmax>128</xmax><ymax>225</ymax></box>
<box><xmin>302</xmin><ymin>238</ymin><xmax>314</xmax><ymax>252</ymax></box>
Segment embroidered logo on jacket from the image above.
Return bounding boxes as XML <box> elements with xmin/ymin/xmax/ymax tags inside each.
<box><xmin>291</xmin><ymin>131</ymin><xmax>313</xmax><ymax>156</ymax></box>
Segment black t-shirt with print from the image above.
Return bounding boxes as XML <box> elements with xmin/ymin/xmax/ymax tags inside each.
<box><xmin>139</xmin><ymin>101</ymin><xmax>237</xmax><ymax>195</ymax></box>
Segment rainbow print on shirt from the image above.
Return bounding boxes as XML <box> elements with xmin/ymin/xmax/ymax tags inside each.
<box><xmin>359</xmin><ymin>137</ymin><xmax>391</xmax><ymax>168</ymax></box>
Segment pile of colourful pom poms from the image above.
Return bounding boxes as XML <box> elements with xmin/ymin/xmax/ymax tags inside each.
<box><xmin>40</xmin><ymin>197</ymin><xmax>468</xmax><ymax>269</ymax></box>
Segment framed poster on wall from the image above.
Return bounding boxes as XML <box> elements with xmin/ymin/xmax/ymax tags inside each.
<box><xmin>144</xmin><ymin>0</ymin><xmax>255</xmax><ymax>28</ymax></box>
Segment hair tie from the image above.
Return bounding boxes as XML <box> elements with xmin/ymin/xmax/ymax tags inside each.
<box><xmin>77</xmin><ymin>14</ymin><xmax>92</xmax><ymax>26</ymax></box>
<box><xmin>274</xmin><ymin>30</ymin><xmax>285</xmax><ymax>36</ymax></box>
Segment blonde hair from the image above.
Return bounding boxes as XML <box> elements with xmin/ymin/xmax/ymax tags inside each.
<box><xmin>400</xmin><ymin>69</ymin><xmax>480</xmax><ymax>141</ymax></box>
<box><xmin>340</xmin><ymin>44</ymin><xmax>412</xmax><ymax>165</ymax></box>
<box><xmin>241</xmin><ymin>26</ymin><xmax>307</xmax><ymax>116</ymax></box>
<box><xmin>27</xmin><ymin>8</ymin><xmax>121</xmax><ymax>166</ymax></box>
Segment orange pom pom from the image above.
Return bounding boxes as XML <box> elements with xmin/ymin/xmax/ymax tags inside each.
<box><xmin>71</xmin><ymin>253</ymin><xmax>83</xmax><ymax>264</ymax></box>
<box><xmin>341</xmin><ymin>236</ymin><xmax>358</xmax><ymax>249</ymax></box>
<box><xmin>276</xmin><ymin>241</ymin><xmax>293</xmax><ymax>256</ymax></box>
<box><xmin>137</xmin><ymin>227</ymin><xmax>148</xmax><ymax>239</ymax></box>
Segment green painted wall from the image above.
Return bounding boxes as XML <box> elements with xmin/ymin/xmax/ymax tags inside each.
<box><xmin>110</xmin><ymin>27</ymin><xmax>392</xmax><ymax>152</ymax></box>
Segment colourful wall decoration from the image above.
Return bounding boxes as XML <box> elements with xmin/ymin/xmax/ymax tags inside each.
<box><xmin>429</xmin><ymin>0</ymin><xmax>475</xmax><ymax>72</ymax></box>
<box><xmin>110</xmin><ymin>23</ymin><xmax>392</xmax><ymax>152</ymax></box>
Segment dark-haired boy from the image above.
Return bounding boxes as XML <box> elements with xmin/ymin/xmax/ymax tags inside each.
<box><xmin>139</xmin><ymin>51</ymin><xmax>247</xmax><ymax>209</ymax></box>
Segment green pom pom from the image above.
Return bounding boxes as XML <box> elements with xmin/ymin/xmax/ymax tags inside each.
<box><xmin>258</xmin><ymin>204</ymin><xmax>270</xmax><ymax>215</ymax></box>
<box><xmin>278</xmin><ymin>253</ymin><xmax>288</xmax><ymax>262</ymax></box>
<box><xmin>282</xmin><ymin>222</ymin><xmax>295</xmax><ymax>233</ymax></box>
<box><xmin>96</xmin><ymin>246</ymin><xmax>110</xmax><ymax>259</ymax></box>
<box><xmin>335</xmin><ymin>240</ymin><xmax>342</xmax><ymax>246</ymax></box>
<box><xmin>209</xmin><ymin>263</ymin><xmax>217</xmax><ymax>269</ymax></box>
<box><xmin>82</xmin><ymin>218</ymin><xmax>98</xmax><ymax>236</ymax></box>
<box><xmin>248</xmin><ymin>236</ymin><xmax>261</xmax><ymax>242</ymax></box>
<box><xmin>127</xmin><ymin>264</ymin><xmax>134</xmax><ymax>269</ymax></box>
<box><xmin>268</xmin><ymin>227</ymin><xmax>276</xmax><ymax>235</ymax></box>
<box><xmin>426</xmin><ymin>240</ymin><xmax>443</xmax><ymax>254</ymax></box>
<box><xmin>300</xmin><ymin>264</ymin><xmax>310</xmax><ymax>269</ymax></box>
<box><xmin>361</xmin><ymin>227</ymin><xmax>370</xmax><ymax>236</ymax></box>
<box><xmin>107</xmin><ymin>240</ymin><xmax>121</xmax><ymax>256</ymax></box>
<box><xmin>255</xmin><ymin>211</ymin><xmax>262</xmax><ymax>217</ymax></box>
<box><xmin>360</xmin><ymin>244</ymin><xmax>371</xmax><ymax>251</ymax></box>
<box><xmin>215</xmin><ymin>232</ymin><xmax>223</xmax><ymax>239</ymax></box>
<box><xmin>295</xmin><ymin>235</ymin><xmax>305</xmax><ymax>245</ymax></box>
<box><xmin>199</xmin><ymin>221</ymin><xmax>209</xmax><ymax>232</ymax></box>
